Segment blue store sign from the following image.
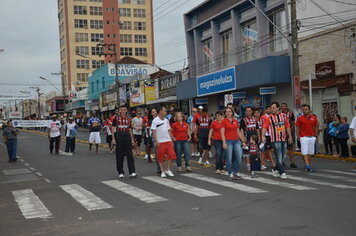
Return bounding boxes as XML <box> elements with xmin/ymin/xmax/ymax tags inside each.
<box><xmin>260</xmin><ymin>87</ymin><xmax>276</xmax><ymax>95</ymax></box>
<box><xmin>197</xmin><ymin>67</ymin><xmax>236</xmax><ymax>97</ymax></box>
<box><xmin>232</xmin><ymin>91</ymin><xmax>246</xmax><ymax>99</ymax></box>
<box><xmin>195</xmin><ymin>98</ymin><xmax>209</xmax><ymax>105</ymax></box>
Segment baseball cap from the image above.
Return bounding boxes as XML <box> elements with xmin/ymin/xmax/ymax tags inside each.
<box><xmin>198</xmin><ymin>106</ymin><xmax>203</xmax><ymax>109</ymax></box>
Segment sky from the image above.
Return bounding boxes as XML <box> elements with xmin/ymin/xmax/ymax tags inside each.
<box><xmin>0</xmin><ymin>0</ymin><xmax>205</xmax><ymax>105</ymax></box>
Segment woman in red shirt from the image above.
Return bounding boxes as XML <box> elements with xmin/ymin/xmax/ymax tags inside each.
<box><xmin>171</xmin><ymin>112</ymin><xmax>192</xmax><ymax>172</ymax></box>
<box><xmin>221</xmin><ymin>107</ymin><xmax>246</xmax><ymax>180</ymax></box>
<box><xmin>208</xmin><ymin>110</ymin><xmax>225</xmax><ymax>174</ymax></box>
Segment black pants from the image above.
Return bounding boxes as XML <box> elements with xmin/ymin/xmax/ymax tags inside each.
<box><xmin>65</xmin><ymin>137</ymin><xmax>76</xmax><ymax>153</ymax></box>
<box><xmin>49</xmin><ymin>136</ymin><xmax>61</xmax><ymax>153</ymax></box>
<box><xmin>116</xmin><ymin>134</ymin><xmax>135</xmax><ymax>175</ymax></box>
<box><xmin>337</xmin><ymin>138</ymin><xmax>349</xmax><ymax>157</ymax></box>
<box><xmin>323</xmin><ymin>135</ymin><xmax>333</xmax><ymax>154</ymax></box>
<box><xmin>332</xmin><ymin>137</ymin><xmax>340</xmax><ymax>154</ymax></box>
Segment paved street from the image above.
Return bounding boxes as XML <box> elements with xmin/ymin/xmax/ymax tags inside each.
<box><xmin>1</xmin><ymin>130</ymin><xmax>356</xmax><ymax>236</ymax></box>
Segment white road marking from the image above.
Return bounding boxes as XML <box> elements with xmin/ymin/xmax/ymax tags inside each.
<box><xmin>29</xmin><ymin>167</ymin><xmax>36</xmax><ymax>171</ymax></box>
<box><xmin>36</xmin><ymin>172</ymin><xmax>43</xmax><ymax>177</ymax></box>
<box><xmin>24</xmin><ymin>163</ymin><xmax>30</xmax><ymax>166</ymax></box>
<box><xmin>20</xmin><ymin>159</ymin><xmax>24</xmax><ymax>162</ymax></box>
<box><xmin>183</xmin><ymin>173</ymin><xmax>267</xmax><ymax>193</ymax></box>
<box><xmin>311</xmin><ymin>172</ymin><xmax>356</xmax><ymax>184</ymax></box>
<box><xmin>60</xmin><ymin>184</ymin><xmax>112</xmax><ymax>211</ymax></box>
<box><xmin>102</xmin><ymin>180</ymin><xmax>168</xmax><ymax>203</ymax></box>
<box><xmin>44</xmin><ymin>178</ymin><xmax>51</xmax><ymax>183</ymax></box>
<box><xmin>143</xmin><ymin>176</ymin><xmax>221</xmax><ymax>197</ymax></box>
<box><xmin>321</xmin><ymin>169</ymin><xmax>356</xmax><ymax>177</ymax></box>
<box><xmin>3</xmin><ymin>168</ymin><xmax>32</xmax><ymax>175</ymax></box>
<box><xmin>12</xmin><ymin>189</ymin><xmax>53</xmax><ymax>219</ymax></box>
<box><xmin>262</xmin><ymin>172</ymin><xmax>356</xmax><ymax>189</ymax></box>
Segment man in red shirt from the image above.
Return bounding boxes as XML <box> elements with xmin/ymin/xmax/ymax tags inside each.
<box><xmin>295</xmin><ymin>104</ymin><xmax>318</xmax><ymax>172</ymax></box>
<box><xmin>262</xmin><ymin>102</ymin><xmax>292</xmax><ymax>179</ymax></box>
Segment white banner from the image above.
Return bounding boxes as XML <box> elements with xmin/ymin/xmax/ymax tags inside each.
<box><xmin>13</xmin><ymin>120</ymin><xmax>52</xmax><ymax>127</ymax></box>
<box><xmin>0</xmin><ymin>94</ymin><xmax>33</xmax><ymax>100</ymax></box>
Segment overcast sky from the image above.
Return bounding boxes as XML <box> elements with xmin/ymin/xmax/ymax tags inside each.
<box><xmin>0</xmin><ymin>0</ymin><xmax>205</xmax><ymax>103</ymax></box>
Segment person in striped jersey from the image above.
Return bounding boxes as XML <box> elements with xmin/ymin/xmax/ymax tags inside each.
<box><xmin>262</xmin><ymin>102</ymin><xmax>293</xmax><ymax>179</ymax></box>
<box><xmin>281</xmin><ymin>103</ymin><xmax>298</xmax><ymax>168</ymax></box>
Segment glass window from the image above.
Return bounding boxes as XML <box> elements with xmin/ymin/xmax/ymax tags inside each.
<box><xmin>76</xmin><ymin>46</ymin><xmax>89</xmax><ymax>55</ymax></box>
<box><xmin>74</xmin><ymin>19</ymin><xmax>88</xmax><ymax>28</ymax></box>
<box><xmin>91</xmin><ymin>46</ymin><xmax>104</xmax><ymax>56</ymax></box>
<box><xmin>268</xmin><ymin>8</ymin><xmax>288</xmax><ymax>53</ymax></box>
<box><xmin>89</xmin><ymin>0</ymin><xmax>102</xmax><ymax>2</ymax></box>
<box><xmin>242</xmin><ymin>20</ymin><xmax>259</xmax><ymax>62</ymax></box>
<box><xmin>119</xmin><ymin>0</ymin><xmax>131</xmax><ymax>3</ymax></box>
<box><xmin>91</xmin><ymin>33</ymin><xmax>104</xmax><ymax>42</ymax></box>
<box><xmin>119</xmin><ymin>8</ymin><xmax>131</xmax><ymax>17</ymax></box>
<box><xmin>76</xmin><ymin>60</ymin><xmax>89</xmax><ymax>69</ymax></box>
<box><xmin>89</xmin><ymin>6</ymin><xmax>102</xmax><ymax>15</ymax></box>
<box><xmin>134</xmin><ymin>22</ymin><xmax>146</xmax><ymax>30</ymax></box>
<box><xmin>120</xmin><ymin>21</ymin><xmax>131</xmax><ymax>30</ymax></box>
<box><xmin>135</xmin><ymin>48</ymin><xmax>147</xmax><ymax>56</ymax></box>
<box><xmin>202</xmin><ymin>38</ymin><xmax>213</xmax><ymax>74</ymax></box>
<box><xmin>133</xmin><ymin>0</ymin><xmax>145</xmax><ymax>4</ymax></box>
<box><xmin>134</xmin><ymin>34</ymin><xmax>146</xmax><ymax>43</ymax></box>
<box><xmin>133</xmin><ymin>9</ymin><xmax>145</xmax><ymax>17</ymax></box>
<box><xmin>92</xmin><ymin>60</ymin><xmax>105</xmax><ymax>69</ymax></box>
<box><xmin>221</xmin><ymin>30</ymin><xmax>233</xmax><ymax>67</ymax></box>
<box><xmin>120</xmin><ymin>47</ymin><xmax>133</xmax><ymax>56</ymax></box>
<box><xmin>120</xmin><ymin>34</ymin><xmax>132</xmax><ymax>43</ymax></box>
<box><xmin>75</xmin><ymin>33</ymin><xmax>88</xmax><ymax>42</ymax></box>
<box><xmin>77</xmin><ymin>73</ymin><xmax>88</xmax><ymax>82</ymax></box>
<box><xmin>74</xmin><ymin>6</ymin><xmax>87</xmax><ymax>15</ymax></box>
<box><xmin>90</xmin><ymin>20</ymin><xmax>103</xmax><ymax>29</ymax></box>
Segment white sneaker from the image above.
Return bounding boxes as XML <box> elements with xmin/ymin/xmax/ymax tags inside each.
<box><xmin>177</xmin><ymin>167</ymin><xmax>183</xmax><ymax>172</ymax></box>
<box><xmin>198</xmin><ymin>157</ymin><xmax>203</xmax><ymax>164</ymax></box>
<box><xmin>144</xmin><ymin>154</ymin><xmax>148</xmax><ymax>160</ymax></box>
<box><xmin>165</xmin><ymin>170</ymin><xmax>174</xmax><ymax>177</ymax></box>
<box><xmin>130</xmin><ymin>173</ymin><xmax>137</xmax><ymax>178</ymax></box>
<box><xmin>272</xmin><ymin>169</ymin><xmax>280</xmax><ymax>178</ymax></box>
<box><xmin>118</xmin><ymin>174</ymin><xmax>124</xmax><ymax>178</ymax></box>
<box><xmin>161</xmin><ymin>172</ymin><xmax>166</xmax><ymax>178</ymax></box>
<box><xmin>280</xmin><ymin>173</ymin><xmax>287</xmax><ymax>179</ymax></box>
<box><xmin>150</xmin><ymin>155</ymin><xmax>155</xmax><ymax>159</ymax></box>
<box><xmin>204</xmin><ymin>160</ymin><xmax>211</xmax><ymax>165</ymax></box>
<box><xmin>195</xmin><ymin>152</ymin><xmax>200</xmax><ymax>157</ymax></box>
<box><xmin>261</xmin><ymin>165</ymin><xmax>267</xmax><ymax>171</ymax></box>
<box><xmin>246</xmin><ymin>164</ymin><xmax>251</xmax><ymax>172</ymax></box>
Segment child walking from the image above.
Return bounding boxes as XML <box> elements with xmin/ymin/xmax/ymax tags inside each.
<box><xmin>248</xmin><ymin>134</ymin><xmax>261</xmax><ymax>178</ymax></box>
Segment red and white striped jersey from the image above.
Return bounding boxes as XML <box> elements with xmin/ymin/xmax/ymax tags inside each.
<box><xmin>113</xmin><ymin>116</ymin><xmax>131</xmax><ymax>133</ymax></box>
<box><xmin>241</xmin><ymin>116</ymin><xmax>258</xmax><ymax>132</ymax></box>
<box><xmin>262</xmin><ymin>113</ymin><xmax>290</xmax><ymax>142</ymax></box>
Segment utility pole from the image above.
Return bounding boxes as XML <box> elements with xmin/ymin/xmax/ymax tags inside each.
<box><xmin>30</xmin><ymin>87</ymin><xmax>43</xmax><ymax>118</ymax></box>
<box><xmin>290</xmin><ymin>0</ymin><xmax>300</xmax><ymax>109</ymax></box>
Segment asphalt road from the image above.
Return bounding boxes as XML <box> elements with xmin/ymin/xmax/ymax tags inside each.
<box><xmin>0</xmin><ymin>129</ymin><xmax>356</xmax><ymax>236</ymax></box>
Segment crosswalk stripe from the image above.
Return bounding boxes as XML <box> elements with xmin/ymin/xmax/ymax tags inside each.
<box><xmin>310</xmin><ymin>173</ymin><xmax>356</xmax><ymax>184</ymax></box>
<box><xmin>321</xmin><ymin>169</ymin><xmax>356</xmax><ymax>177</ymax></box>
<box><xmin>183</xmin><ymin>173</ymin><xmax>267</xmax><ymax>193</ymax></box>
<box><xmin>142</xmin><ymin>176</ymin><xmax>221</xmax><ymax>197</ymax></box>
<box><xmin>262</xmin><ymin>172</ymin><xmax>356</xmax><ymax>189</ymax></box>
<box><xmin>60</xmin><ymin>184</ymin><xmax>112</xmax><ymax>211</ymax></box>
<box><xmin>12</xmin><ymin>189</ymin><xmax>53</xmax><ymax>219</ymax></box>
<box><xmin>102</xmin><ymin>180</ymin><xmax>168</xmax><ymax>203</ymax></box>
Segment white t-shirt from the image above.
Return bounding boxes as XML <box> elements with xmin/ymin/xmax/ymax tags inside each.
<box><xmin>132</xmin><ymin>117</ymin><xmax>143</xmax><ymax>135</ymax></box>
<box><xmin>151</xmin><ymin>117</ymin><xmax>171</xmax><ymax>143</ymax></box>
<box><xmin>66</xmin><ymin>122</ymin><xmax>77</xmax><ymax>137</ymax></box>
<box><xmin>350</xmin><ymin>116</ymin><xmax>356</xmax><ymax>138</ymax></box>
<box><xmin>48</xmin><ymin>120</ymin><xmax>62</xmax><ymax>138</ymax></box>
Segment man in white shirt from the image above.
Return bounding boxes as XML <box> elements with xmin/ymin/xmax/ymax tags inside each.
<box><xmin>151</xmin><ymin>107</ymin><xmax>177</xmax><ymax>178</ymax></box>
<box><xmin>132</xmin><ymin>110</ymin><xmax>143</xmax><ymax>156</ymax></box>
<box><xmin>65</xmin><ymin>117</ymin><xmax>77</xmax><ymax>154</ymax></box>
<box><xmin>47</xmin><ymin>114</ymin><xmax>62</xmax><ymax>154</ymax></box>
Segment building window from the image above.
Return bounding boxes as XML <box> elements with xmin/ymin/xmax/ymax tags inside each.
<box><xmin>89</xmin><ymin>0</ymin><xmax>102</xmax><ymax>2</ymax></box>
<box><xmin>75</xmin><ymin>46</ymin><xmax>89</xmax><ymax>55</ymax></box>
<box><xmin>134</xmin><ymin>22</ymin><xmax>146</xmax><ymax>30</ymax></box>
<box><xmin>77</xmin><ymin>73</ymin><xmax>88</xmax><ymax>82</ymax></box>
<box><xmin>221</xmin><ymin>30</ymin><xmax>233</xmax><ymax>67</ymax></box>
<box><xmin>120</xmin><ymin>34</ymin><xmax>132</xmax><ymax>43</ymax></box>
<box><xmin>74</xmin><ymin>19</ymin><xmax>88</xmax><ymax>28</ymax></box>
<box><xmin>134</xmin><ymin>34</ymin><xmax>146</xmax><ymax>43</ymax></box>
<box><xmin>90</xmin><ymin>20</ymin><xmax>103</xmax><ymax>29</ymax></box>
<box><xmin>76</xmin><ymin>60</ymin><xmax>89</xmax><ymax>69</ymax></box>
<box><xmin>135</xmin><ymin>47</ymin><xmax>147</xmax><ymax>56</ymax></box>
<box><xmin>102</xmin><ymin>77</ymin><xmax>105</xmax><ymax>89</ymax></box>
<box><xmin>242</xmin><ymin>20</ymin><xmax>259</xmax><ymax>62</ymax></box>
<box><xmin>75</xmin><ymin>33</ymin><xmax>88</xmax><ymax>42</ymax></box>
<box><xmin>119</xmin><ymin>0</ymin><xmax>131</xmax><ymax>3</ymax></box>
<box><xmin>91</xmin><ymin>33</ymin><xmax>104</xmax><ymax>42</ymax></box>
<box><xmin>119</xmin><ymin>8</ymin><xmax>131</xmax><ymax>17</ymax></box>
<box><xmin>133</xmin><ymin>9</ymin><xmax>145</xmax><ymax>17</ymax></box>
<box><xmin>133</xmin><ymin>0</ymin><xmax>145</xmax><ymax>4</ymax></box>
<box><xmin>74</xmin><ymin>6</ymin><xmax>87</xmax><ymax>15</ymax></box>
<box><xmin>92</xmin><ymin>60</ymin><xmax>105</xmax><ymax>69</ymax></box>
<box><xmin>90</xmin><ymin>6</ymin><xmax>102</xmax><ymax>15</ymax></box>
<box><xmin>96</xmin><ymin>80</ymin><xmax>99</xmax><ymax>91</ymax></box>
<box><xmin>202</xmin><ymin>38</ymin><xmax>213</xmax><ymax>73</ymax></box>
<box><xmin>268</xmin><ymin>8</ymin><xmax>288</xmax><ymax>53</ymax></box>
<box><xmin>91</xmin><ymin>82</ymin><xmax>94</xmax><ymax>92</ymax></box>
<box><xmin>120</xmin><ymin>21</ymin><xmax>131</xmax><ymax>30</ymax></box>
<box><xmin>91</xmin><ymin>46</ymin><xmax>104</xmax><ymax>56</ymax></box>
<box><xmin>120</xmin><ymin>47</ymin><xmax>133</xmax><ymax>56</ymax></box>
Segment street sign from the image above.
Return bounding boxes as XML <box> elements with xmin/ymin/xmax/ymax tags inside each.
<box><xmin>232</xmin><ymin>92</ymin><xmax>246</xmax><ymax>99</ymax></box>
<box><xmin>259</xmin><ymin>87</ymin><xmax>276</xmax><ymax>95</ymax></box>
<box><xmin>195</xmin><ymin>98</ymin><xmax>208</xmax><ymax>105</ymax></box>
<box><xmin>224</xmin><ymin>94</ymin><xmax>233</xmax><ymax>107</ymax></box>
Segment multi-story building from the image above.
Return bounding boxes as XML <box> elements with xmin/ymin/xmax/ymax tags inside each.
<box><xmin>57</xmin><ymin>0</ymin><xmax>154</xmax><ymax>94</ymax></box>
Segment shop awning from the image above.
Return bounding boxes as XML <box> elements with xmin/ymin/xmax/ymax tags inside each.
<box><xmin>300</xmin><ymin>73</ymin><xmax>352</xmax><ymax>90</ymax></box>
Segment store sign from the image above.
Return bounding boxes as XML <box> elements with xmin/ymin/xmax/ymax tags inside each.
<box><xmin>9</xmin><ymin>112</ymin><xmax>22</xmax><ymax>119</ymax></box>
<box><xmin>197</xmin><ymin>67</ymin><xmax>236</xmax><ymax>97</ymax></box>
<box><xmin>108</xmin><ymin>64</ymin><xmax>159</xmax><ymax>77</ymax></box>
<box><xmin>130</xmin><ymin>80</ymin><xmax>145</xmax><ymax>107</ymax></box>
<box><xmin>145</xmin><ymin>79</ymin><xmax>158</xmax><ymax>103</ymax></box>
<box><xmin>260</xmin><ymin>87</ymin><xmax>276</xmax><ymax>95</ymax></box>
<box><xmin>159</xmin><ymin>73</ymin><xmax>182</xmax><ymax>98</ymax></box>
<box><xmin>0</xmin><ymin>94</ymin><xmax>33</xmax><ymax>100</ymax></box>
<box><xmin>240</xmin><ymin>96</ymin><xmax>263</xmax><ymax>108</ymax></box>
<box><xmin>100</xmin><ymin>89</ymin><xmax>117</xmax><ymax>109</ymax></box>
<box><xmin>224</xmin><ymin>94</ymin><xmax>233</xmax><ymax>107</ymax></box>
<box><xmin>232</xmin><ymin>92</ymin><xmax>246</xmax><ymax>99</ymax></box>
<box><xmin>195</xmin><ymin>98</ymin><xmax>208</xmax><ymax>105</ymax></box>
<box><xmin>315</xmin><ymin>60</ymin><xmax>335</xmax><ymax>79</ymax></box>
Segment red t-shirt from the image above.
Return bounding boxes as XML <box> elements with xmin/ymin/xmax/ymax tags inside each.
<box><xmin>210</xmin><ymin>120</ymin><xmax>222</xmax><ymax>140</ymax></box>
<box><xmin>171</xmin><ymin>121</ymin><xmax>189</xmax><ymax>141</ymax></box>
<box><xmin>221</xmin><ymin>118</ymin><xmax>239</xmax><ymax>140</ymax></box>
<box><xmin>192</xmin><ymin>113</ymin><xmax>201</xmax><ymax>123</ymax></box>
<box><xmin>296</xmin><ymin>114</ymin><xmax>318</xmax><ymax>137</ymax></box>
<box><xmin>142</xmin><ymin>116</ymin><xmax>148</xmax><ymax>127</ymax></box>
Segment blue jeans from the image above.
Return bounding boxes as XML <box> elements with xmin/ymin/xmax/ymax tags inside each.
<box><xmin>213</xmin><ymin>140</ymin><xmax>224</xmax><ymax>170</ymax></box>
<box><xmin>272</xmin><ymin>141</ymin><xmax>287</xmax><ymax>174</ymax></box>
<box><xmin>225</xmin><ymin>140</ymin><xmax>242</xmax><ymax>175</ymax></box>
<box><xmin>174</xmin><ymin>140</ymin><xmax>191</xmax><ymax>167</ymax></box>
<box><xmin>6</xmin><ymin>139</ymin><xmax>17</xmax><ymax>161</ymax></box>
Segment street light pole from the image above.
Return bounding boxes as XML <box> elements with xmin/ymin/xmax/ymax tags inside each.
<box><xmin>29</xmin><ymin>86</ymin><xmax>42</xmax><ymax>118</ymax></box>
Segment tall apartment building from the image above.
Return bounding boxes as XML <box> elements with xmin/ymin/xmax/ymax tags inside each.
<box><xmin>57</xmin><ymin>0</ymin><xmax>154</xmax><ymax>94</ymax></box>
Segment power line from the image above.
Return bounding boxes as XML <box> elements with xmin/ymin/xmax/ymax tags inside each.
<box><xmin>325</xmin><ymin>0</ymin><xmax>356</xmax><ymax>6</ymax></box>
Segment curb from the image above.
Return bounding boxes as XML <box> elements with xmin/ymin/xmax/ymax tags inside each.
<box><xmin>293</xmin><ymin>151</ymin><xmax>356</xmax><ymax>163</ymax></box>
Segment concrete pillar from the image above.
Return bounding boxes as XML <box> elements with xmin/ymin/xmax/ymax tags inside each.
<box><xmin>256</xmin><ymin>0</ymin><xmax>268</xmax><ymax>57</ymax></box>
<box><xmin>211</xmin><ymin>20</ymin><xmax>221</xmax><ymax>70</ymax></box>
<box><xmin>231</xmin><ymin>9</ymin><xmax>242</xmax><ymax>64</ymax></box>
